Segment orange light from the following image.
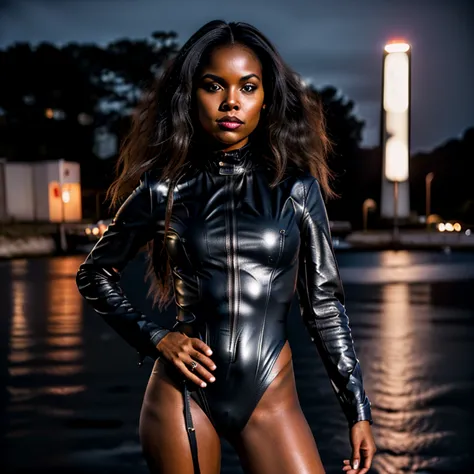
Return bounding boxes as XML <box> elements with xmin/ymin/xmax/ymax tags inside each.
<box><xmin>45</xmin><ymin>108</ymin><xmax>54</xmax><ymax>119</ymax></box>
<box><xmin>385</xmin><ymin>42</ymin><xmax>410</xmax><ymax>53</ymax></box>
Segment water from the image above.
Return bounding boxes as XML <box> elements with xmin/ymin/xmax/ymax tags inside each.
<box><xmin>1</xmin><ymin>250</ymin><xmax>473</xmax><ymax>473</ymax></box>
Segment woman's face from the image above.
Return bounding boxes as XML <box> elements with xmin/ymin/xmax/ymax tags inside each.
<box><xmin>194</xmin><ymin>44</ymin><xmax>265</xmax><ymax>151</ymax></box>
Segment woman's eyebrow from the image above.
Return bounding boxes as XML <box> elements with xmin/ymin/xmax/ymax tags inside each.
<box><xmin>200</xmin><ymin>73</ymin><xmax>261</xmax><ymax>83</ymax></box>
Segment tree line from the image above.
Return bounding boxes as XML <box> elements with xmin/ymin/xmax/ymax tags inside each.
<box><xmin>0</xmin><ymin>33</ymin><xmax>472</xmax><ymax>226</ymax></box>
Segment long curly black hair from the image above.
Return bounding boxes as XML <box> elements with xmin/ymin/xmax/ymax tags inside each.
<box><xmin>107</xmin><ymin>19</ymin><xmax>335</xmax><ymax>311</ymax></box>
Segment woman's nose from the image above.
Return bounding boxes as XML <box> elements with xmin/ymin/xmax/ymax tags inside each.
<box><xmin>222</xmin><ymin>90</ymin><xmax>240</xmax><ymax>110</ymax></box>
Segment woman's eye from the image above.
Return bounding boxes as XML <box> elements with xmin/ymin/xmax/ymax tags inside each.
<box><xmin>206</xmin><ymin>83</ymin><xmax>221</xmax><ymax>92</ymax></box>
<box><xmin>242</xmin><ymin>84</ymin><xmax>257</xmax><ymax>93</ymax></box>
<box><xmin>204</xmin><ymin>83</ymin><xmax>257</xmax><ymax>93</ymax></box>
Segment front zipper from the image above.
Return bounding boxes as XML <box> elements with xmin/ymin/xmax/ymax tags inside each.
<box><xmin>225</xmin><ymin>174</ymin><xmax>240</xmax><ymax>363</ymax></box>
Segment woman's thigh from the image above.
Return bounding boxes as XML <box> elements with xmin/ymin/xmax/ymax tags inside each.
<box><xmin>139</xmin><ymin>358</ymin><xmax>221</xmax><ymax>474</ymax></box>
<box><xmin>229</xmin><ymin>342</ymin><xmax>326</xmax><ymax>474</ymax></box>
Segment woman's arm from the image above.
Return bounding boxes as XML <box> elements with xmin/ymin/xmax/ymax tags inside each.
<box><xmin>296</xmin><ymin>176</ymin><xmax>373</xmax><ymax>428</ymax></box>
<box><xmin>76</xmin><ymin>171</ymin><xmax>170</xmax><ymax>365</ymax></box>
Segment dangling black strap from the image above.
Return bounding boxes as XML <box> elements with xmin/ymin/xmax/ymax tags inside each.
<box><xmin>183</xmin><ymin>380</ymin><xmax>201</xmax><ymax>474</ymax></box>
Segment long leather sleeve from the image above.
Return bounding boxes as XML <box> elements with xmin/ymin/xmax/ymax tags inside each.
<box><xmin>76</xmin><ymin>172</ymin><xmax>170</xmax><ymax>364</ymax></box>
<box><xmin>296</xmin><ymin>177</ymin><xmax>373</xmax><ymax>428</ymax></box>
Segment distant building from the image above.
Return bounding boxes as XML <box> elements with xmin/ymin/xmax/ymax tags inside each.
<box><xmin>0</xmin><ymin>159</ymin><xmax>82</xmax><ymax>222</ymax></box>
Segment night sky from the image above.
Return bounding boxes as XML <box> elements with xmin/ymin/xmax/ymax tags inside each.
<box><xmin>1</xmin><ymin>0</ymin><xmax>473</xmax><ymax>152</ymax></box>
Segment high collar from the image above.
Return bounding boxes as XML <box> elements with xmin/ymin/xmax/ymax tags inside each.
<box><xmin>203</xmin><ymin>141</ymin><xmax>258</xmax><ymax>176</ymax></box>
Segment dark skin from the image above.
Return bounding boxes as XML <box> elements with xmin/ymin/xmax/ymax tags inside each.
<box><xmin>193</xmin><ymin>44</ymin><xmax>265</xmax><ymax>152</ymax></box>
<box><xmin>144</xmin><ymin>44</ymin><xmax>376</xmax><ymax>474</ymax></box>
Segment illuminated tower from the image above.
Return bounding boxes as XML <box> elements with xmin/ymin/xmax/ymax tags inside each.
<box><xmin>380</xmin><ymin>41</ymin><xmax>411</xmax><ymax>221</ymax></box>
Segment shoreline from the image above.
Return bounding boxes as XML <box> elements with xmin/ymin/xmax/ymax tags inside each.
<box><xmin>1</xmin><ymin>229</ymin><xmax>474</xmax><ymax>261</ymax></box>
<box><xmin>0</xmin><ymin>235</ymin><xmax>56</xmax><ymax>259</ymax></box>
<box><xmin>344</xmin><ymin>229</ymin><xmax>474</xmax><ymax>250</ymax></box>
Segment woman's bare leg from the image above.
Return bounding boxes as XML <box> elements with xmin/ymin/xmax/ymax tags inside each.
<box><xmin>228</xmin><ymin>341</ymin><xmax>325</xmax><ymax>474</ymax></box>
<box><xmin>139</xmin><ymin>358</ymin><xmax>221</xmax><ymax>474</ymax></box>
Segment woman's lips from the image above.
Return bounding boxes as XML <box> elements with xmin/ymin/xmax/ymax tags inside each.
<box><xmin>217</xmin><ymin>121</ymin><xmax>242</xmax><ymax>130</ymax></box>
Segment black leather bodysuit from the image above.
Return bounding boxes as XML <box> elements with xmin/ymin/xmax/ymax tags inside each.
<box><xmin>76</xmin><ymin>141</ymin><xmax>372</xmax><ymax>470</ymax></box>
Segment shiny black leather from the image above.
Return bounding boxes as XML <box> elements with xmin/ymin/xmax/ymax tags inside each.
<box><xmin>76</xmin><ymin>140</ymin><xmax>373</xmax><ymax>434</ymax></box>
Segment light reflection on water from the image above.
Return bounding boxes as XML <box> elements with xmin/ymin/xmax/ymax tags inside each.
<box><xmin>371</xmin><ymin>284</ymin><xmax>440</xmax><ymax>473</ymax></box>
<box><xmin>45</xmin><ymin>259</ymin><xmax>84</xmax><ymax>371</ymax></box>
<box><xmin>9</xmin><ymin>278</ymin><xmax>34</xmax><ymax>371</ymax></box>
<box><xmin>379</xmin><ymin>250</ymin><xmax>413</xmax><ymax>268</ymax></box>
<box><xmin>358</xmin><ymin>277</ymin><xmax>473</xmax><ymax>474</ymax></box>
<box><xmin>6</xmin><ymin>256</ymin><xmax>85</xmax><ymax>417</ymax></box>
<box><xmin>2</xmin><ymin>252</ymin><xmax>474</xmax><ymax>473</ymax></box>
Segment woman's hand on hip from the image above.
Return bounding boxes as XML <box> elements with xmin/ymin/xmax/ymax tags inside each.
<box><xmin>156</xmin><ymin>332</ymin><xmax>217</xmax><ymax>387</ymax></box>
<box><xmin>342</xmin><ymin>420</ymin><xmax>377</xmax><ymax>474</ymax></box>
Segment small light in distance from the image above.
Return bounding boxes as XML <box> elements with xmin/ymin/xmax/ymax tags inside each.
<box><xmin>445</xmin><ymin>223</ymin><xmax>454</xmax><ymax>232</ymax></box>
<box><xmin>438</xmin><ymin>223</ymin><xmax>446</xmax><ymax>232</ymax></box>
<box><xmin>92</xmin><ymin>227</ymin><xmax>100</xmax><ymax>236</ymax></box>
<box><xmin>465</xmin><ymin>229</ymin><xmax>471</xmax><ymax>236</ymax></box>
<box><xmin>85</xmin><ymin>228</ymin><xmax>91</xmax><ymax>235</ymax></box>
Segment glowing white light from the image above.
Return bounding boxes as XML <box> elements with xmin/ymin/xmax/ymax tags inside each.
<box><xmin>438</xmin><ymin>223</ymin><xmax>445</xmax><ymax>232</ymax></box>
<box><xmin>385</xmin><ymin>137</ymin><xmax>409</xmax><ymax>182</ymax></box>
<box><xmin>62</xmin><ymin>190</ymin><xmax>71</xmax><ymax>203</ymax></box>
<box><xmin>385</xmin><ymin>43</ymin><xmax>410</xmax><ymax>53</ymax></box>
<box><xmin>445</xmin><ymin>223</ymin><xmax>454</xmax><ymax>232</ymax></box>
<box><xmin>383</xmin><ymin>52</ymin><xmax>409</xmax><ymax>113</ymax></box>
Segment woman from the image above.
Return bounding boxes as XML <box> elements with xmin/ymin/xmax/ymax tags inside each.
<box><xmin>76</xmin><ymin>20</ymin><xmax>376</xmax><ymax>474</ymax></box>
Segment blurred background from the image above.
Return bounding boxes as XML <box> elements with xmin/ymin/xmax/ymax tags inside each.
<box><xmin>0</xmin><ymin>1</ymin><xmax>473</xmax><ymax>473</ymax></box>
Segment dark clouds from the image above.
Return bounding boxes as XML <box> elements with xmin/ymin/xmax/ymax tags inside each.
<box><xmin>1</xmin><ymin>0</ymin><xmax>473</xmax><ymax>151</ymax></box>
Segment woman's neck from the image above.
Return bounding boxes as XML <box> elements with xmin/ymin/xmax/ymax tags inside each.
<box><xmin>196</xmin><ymin>137</ymin><xmax>251</xmax><ymax>155</ymax></box>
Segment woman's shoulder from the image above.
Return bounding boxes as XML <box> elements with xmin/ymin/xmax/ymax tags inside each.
<box><xmin>137</xmin><ymin>169</ymin><xmax>172</xmax><ymax>207</ymax></box>
<box><xmin>283</xmin><ymin>170</ymin><xmax>323</xmax><ymax>210</ymax></box>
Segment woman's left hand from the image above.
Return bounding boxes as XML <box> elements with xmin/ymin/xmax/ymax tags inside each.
<box><xmin>342</xmin><ymin>420</ymin><xmax>377</xmax><ymax>473</ymax></box>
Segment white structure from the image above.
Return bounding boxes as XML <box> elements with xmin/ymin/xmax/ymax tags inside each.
<box><xmin>0</xmin><ymin>159</ymin><xmax>82</xmax><ymax>222</ymax></box>
<box><xmin>380</xmin><ymin>41</ymin><xmax>411</xmax><ymax>219</ymax></box>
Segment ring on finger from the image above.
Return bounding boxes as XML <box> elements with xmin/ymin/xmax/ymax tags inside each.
<box><xmin>190</xmin><ymin>360</ymin><xmax>198</xmax><ymax>372</ymax></box>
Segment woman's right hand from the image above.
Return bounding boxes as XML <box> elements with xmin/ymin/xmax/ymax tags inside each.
<box><xmin>155</xmin><ymin>332</ymin><xmax>217</xmax><ymax>388</ymax></box>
